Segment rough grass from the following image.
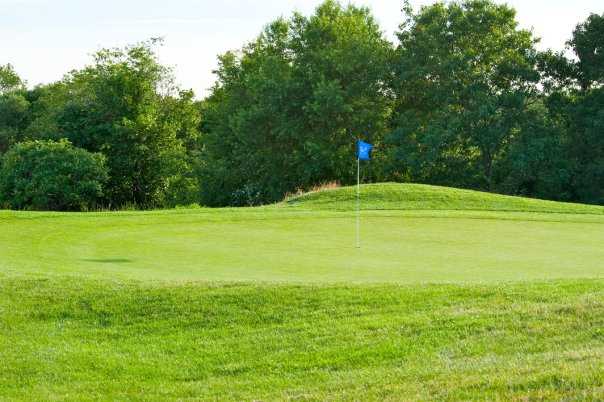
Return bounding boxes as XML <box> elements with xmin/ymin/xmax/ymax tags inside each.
<box><xmin>1</xmin><ymin>275</ymin><xmax>603</xmax><ymax>401</ymax></box>
<box><xmin>1</xmin><ymin>183</ymin><xmax>603</xmax><ymax>400</ymax></box>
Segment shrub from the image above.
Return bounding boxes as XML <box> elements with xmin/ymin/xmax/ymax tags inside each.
<box><xmin>0</xmin><ymin>139</ymin><xmax>108</xmax><ymax>211</ymax></box>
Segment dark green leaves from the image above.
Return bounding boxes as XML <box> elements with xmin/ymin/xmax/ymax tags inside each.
<box><xmin>0</xmin><ymin>140</ymin><xmax>108</xmax><ymax>211</ymax></box>
<box><xmin>389</xmin><ymin>0</ymin><xmax>539</xmax><ymax>190</ymax></box>
<box><xmin>200</xmin><ymin>1</ymin><xmax>392</xmax><ymax>206</ymax></box>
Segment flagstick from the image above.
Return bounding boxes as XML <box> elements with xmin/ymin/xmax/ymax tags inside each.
<box><xmin>356</xmin><ymin>156</ymin><xmax>360</xmax><ymax>249</ymax></box>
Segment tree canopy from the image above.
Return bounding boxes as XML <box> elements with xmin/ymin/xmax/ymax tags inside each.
<box><xmin>0</xmin><ymin>64</ymin><xmax>24</xmax><ymax>94</ymax></box>
<box><xmin>0</xmin><ymin>1</ymin><xmax>602</xmax><ymax>210</ymax></box>
<box><xmin>200</xmin><ymin>0</ymin><xmax>392</xmax><ymax>206</ymax></box>
<box><xmin>388</xmin><ymin>0</ymin><xmax>539</xmax><ymax>190</ymax></box>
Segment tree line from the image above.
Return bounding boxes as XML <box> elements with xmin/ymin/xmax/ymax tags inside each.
<box><xmin>1</xmin><ymin>0</ymin><xmax>602</xmax><ymax>210</ymax></box>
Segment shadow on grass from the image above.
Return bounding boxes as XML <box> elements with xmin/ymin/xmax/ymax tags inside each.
<box><xmin>82</xmin><ymin>258</ymin><xmax>133</xmax><ymax>264</ymax></box>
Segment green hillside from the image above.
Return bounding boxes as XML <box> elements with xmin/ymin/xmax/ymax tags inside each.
<box><xmin>1</xmin><ymin>183</ymin><xmax>603</xmax><ymax>400</ymax></box>
<box><xmin>286</xmin><ymin>183</ymin><xmax>604</xmax><ymax>214</ymax></box>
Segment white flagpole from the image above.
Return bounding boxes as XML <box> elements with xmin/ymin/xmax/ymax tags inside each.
<box><xmin>356</xmin><ymin>156</ymin><xmax>360</xmax><ymax>249</ymax></box>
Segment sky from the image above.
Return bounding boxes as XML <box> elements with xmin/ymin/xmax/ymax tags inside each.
<box><xmin>1</xmin><ymin>0</ymin><xmax>602</xmax><ymax>98</ymax></box>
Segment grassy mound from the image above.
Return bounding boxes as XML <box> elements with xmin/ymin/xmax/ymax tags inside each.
<box><xmin>286</xmin><ymin>183</ymin><xmax>604</xmax><ymax>214</ymax></box>
<box><xmin>2</xmin><ymin>275</ymin><xmax>603</xmax><ymax>401</ymax></box>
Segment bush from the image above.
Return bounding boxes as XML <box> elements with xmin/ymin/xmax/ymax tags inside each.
<box><xmin>0</xmin><ymin>139</ymin><xmax>108</xmax><ymax>211</ymax></box>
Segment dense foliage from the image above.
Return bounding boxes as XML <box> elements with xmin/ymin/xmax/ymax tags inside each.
<box><xmin>0</xmin><ymin>64</ymin><xmax>23</xmax><ymax>94</ymax></box>
<box><xmin>0</xmin><ymin>40</ymin><xmax>201</xmax><ymax>210</ymax></box>
<box><xmin>0</xmin><ymin>140</ymin><xmax>108</xmax><ymax>210</ymax></box>
<box><xmin>54</xmin><ymin>44</ymin><xmax>197</xmax><ymax>208</ymax></box>
<box><xmin>201</xmin><ymin>1</ymin><xmax>392</xmax><ymax>205</ymax></box>
<box><xmin>0</xmin><ymin>0</ymin><xmax>602</xmax><ymax>210</ymax></box>
<box><xmin>389</xmin><ymin>0</ymin><xmax>539</xmax><ymax>190</ymax></box>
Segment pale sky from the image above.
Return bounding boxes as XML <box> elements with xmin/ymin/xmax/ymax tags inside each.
<box><xmin>1</xmin><ymin>0</ymin><xmax>602</xmax><ymax>98</ymax></box>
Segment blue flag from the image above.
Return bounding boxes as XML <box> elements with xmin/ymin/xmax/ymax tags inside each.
<box><xmin>357</xmin><ymin>140</ymin><xmax>373</xmax><ymax>161</ymax></box>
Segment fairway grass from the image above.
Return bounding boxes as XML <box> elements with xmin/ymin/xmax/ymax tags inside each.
<box><xmin>1</xmin><ymin>183</ymin><xmax>604</xmax><ymax>400</ymax></box>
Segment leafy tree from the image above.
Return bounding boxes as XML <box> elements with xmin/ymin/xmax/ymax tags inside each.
<box><xmin>0</xmin><ymin>64</ymin><xmax>24</xmax><ymax>94</ymax></box>
<box><xmin>496</xmin><ymin>100</ymin><xmax>573</xmax><ymax>200</ymax></box>
<box><xmin>389</xmin><ymin>0</ymin><xmax>539</xmax><ymax>190</ymax></box>
<box><xmin>159</xmin><ymin>89</ymin><xmax>204</xmax><ymax>206</ymax></box>
<box><xmin>0</xmin><ymin>66</ymin><xmax>29</xmax><ymax>154</ymax></box>
<box><xmin>538</xmin><ymin>12</ymin><xmax>604</xmax><ymax>204</ymax></box>
<box><xmin>201</xmin><ymin>0</ymin><xmax>392</xmax><ymax>206</ymax></box>
<box><xmin>0</xmin><ymin>140</ymin><xmax>108</xmax><ymax>211</ymax></box>
<box><xmin>570</xmin><ymin>13</ymin><xmax>604</xmax><ymax>89</ymax></box>
<box><xmin>47</xmin><ymin>40</ymin><xmax>192</xmax><ymax>208</ymax></box>
<box><xmin>0</xmin><ymin>92</ymin><xmax>30</xmax><ymax>154</ymax></box>
<box><xmin>566</xmin><ymin>13</ymin><xmax>604</xmax><ymax>201</ymax></box>
<box><xmin>565</xmin><ymin>89</ymin><xmax>604</xmax><ymax>204</ymax></box>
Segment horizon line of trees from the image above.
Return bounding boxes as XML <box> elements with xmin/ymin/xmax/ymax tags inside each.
<box><xmin>1</xmin><ymin>0</ymin><xmax>603</xmax><ymax>211</ymax></box>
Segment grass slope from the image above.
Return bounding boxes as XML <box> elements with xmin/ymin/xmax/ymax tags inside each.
<box><xmin>286</xmin><ymin>183</ymin><xmax>604</xmax><ymax>214</ymax></box>
<box><xmin>1</xmin><ymin>183</ymin><xmax>604</xmax><ymax>400</ymax></box>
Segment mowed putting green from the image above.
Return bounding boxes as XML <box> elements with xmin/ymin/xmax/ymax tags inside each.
<box><xmin>2</xmin><ymin>184</ymin><xmax>604</xmax><ymax>284</ymax></box>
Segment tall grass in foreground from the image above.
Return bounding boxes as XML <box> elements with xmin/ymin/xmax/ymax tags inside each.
<box><xmin>1</xmin><ymin>275</ymin><xmax>603</xmax><ymax>401</ymax></box>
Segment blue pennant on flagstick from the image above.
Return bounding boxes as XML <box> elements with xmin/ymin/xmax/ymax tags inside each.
<box><xmin>357</xmin><ymin>140</ymin><xmax>373</xmax><ymax>161</ymax></box>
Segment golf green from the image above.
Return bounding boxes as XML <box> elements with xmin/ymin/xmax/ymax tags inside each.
<box><xmin>2</xmin><ymin>183</ymin><xmax>603</xmax><ymax>284</ymax></box>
